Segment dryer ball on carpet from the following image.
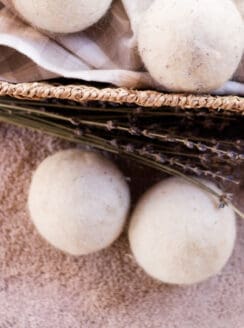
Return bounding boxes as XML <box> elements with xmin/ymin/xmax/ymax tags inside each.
<box><xmin>28</xmin><ymin>149</ymin><xmax>130</xmax><ymax>256</ymax></box>
<box><xmin>129</xmin><ymin>177</ymin><xmax>236</xmax><ymax>285</ymax></box>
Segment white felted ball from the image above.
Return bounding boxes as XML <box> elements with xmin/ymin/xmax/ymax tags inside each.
<box><xmin>12</xmin><ymin>0</ymin><xmax>112</xmax><ymax>33</ymax></box>
<box><xmin>233</xmin><ymin>0</ymin><xmax>244</xmax><ymax>82</ymax></box>
<box><xmin>234</xmin><ymin>0</ymin><xmax>244</xmax><ymax>18</ymax></box>
<box><xmin>138</xmin><ymin>0</ymin><xmax>244</xmax><ymax>93</ymax></box>
<box><xmin>129</xmin><ymin>177</ymin><xmax>236</xmax><ymax>285</ymax></box>
<box><xmin>28</xmin><ymin>149</ymin><xmax>130</xmax><ymax>255</ymax></box>
<box><xmin>233</xmin><ymin>54</ymin><xmax>244</xmax><ymax>82</ymax></box>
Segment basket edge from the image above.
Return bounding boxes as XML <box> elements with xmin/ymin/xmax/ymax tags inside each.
<box><xmin>0</xmin><ymin>81</ymin><xmax>243</xmax><ymax>113</ymax></box>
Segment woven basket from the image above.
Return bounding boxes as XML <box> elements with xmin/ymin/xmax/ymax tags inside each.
<box><xmin>0</xmin><ymin>81</ymin><xmax>244</xmax><ymax>113</ymax></box>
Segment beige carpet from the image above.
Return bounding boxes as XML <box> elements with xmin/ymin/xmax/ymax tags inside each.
<box><xmin>0</xmin><ymin>123</ymin><xmax>243</xmax><ymax>328</ymax></box>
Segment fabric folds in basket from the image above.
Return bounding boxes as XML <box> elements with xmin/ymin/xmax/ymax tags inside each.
<box><xmin>0</xmin><ymin>0</ymin><xmax>243</xmax><ymax>95</ymax></box>
<box><xmin>0</xmin><ymin>0</ymin><xmax>155</xmax><ymax>88</ymax></box>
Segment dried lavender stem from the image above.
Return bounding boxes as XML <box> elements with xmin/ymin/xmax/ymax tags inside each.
<box><xmin>0</xmin><ymin>101</ymin><xmax>243</xmax><ymax>219</ymax></box>
<box><xmin>0</xmin><ymin>103</ymin><xmax>241</xmax><ymax>171</ymax></box>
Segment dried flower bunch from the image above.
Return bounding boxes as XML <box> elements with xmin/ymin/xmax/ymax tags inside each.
<box><xmin>0</xmin><ymin>96</ymin><xmax>243</xmax><ymax>216</ymax></box>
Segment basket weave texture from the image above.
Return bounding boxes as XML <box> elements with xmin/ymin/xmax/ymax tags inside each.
<box><xmin>0</xmin><ymin>81</ymin><xmax>244</xmax><ymax>113</ymax></box>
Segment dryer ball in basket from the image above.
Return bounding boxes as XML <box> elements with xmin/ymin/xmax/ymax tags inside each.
<box><xmin>28</xmin><ymin>149</ymin><xmax>130</xmax><ymax>256</ymax></box>
<box><xmin>234</xmin><ymin>0</ymin><xmax>244</xmax><ymax>18</ymax></box>
<box><xmin>129</xmin><ymin>177</ymin><xmax>236</xmax><ymax>285</ymax></box>
<box><xmin>233</xmin><ymin>55</ymin><xmax>244</xmax><ymax>82</ymax></box>
<box><xmin>138</xmin><ymin>0</ymin><xmax>244</xmax><ymax>93</ymax></box>
<box><xmin>12</xmin><ymin>0</ymin><xmax>112</xmax><ymax>33</ymax></box>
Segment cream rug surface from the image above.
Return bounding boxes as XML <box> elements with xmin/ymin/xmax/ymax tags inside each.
<box><xmin>0</xmin><ymin>123</ymin><xmax>243</xmax><ymax>328</ymax></box>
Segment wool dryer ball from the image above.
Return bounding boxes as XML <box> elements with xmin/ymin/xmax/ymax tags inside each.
<box><xmin>233</xmin><ymin>55</ymin><xmax>244</xmax><ymax>82</ymax></box>
<box><xmin>129</xmin><ymin>177</ymin><xmax>236</xmax><ymax>285</ymax></box>
<box><xmin>28</xmin><ymin>149</ymin><xmax>130</xmax><ymax>256</ymax></box>
<box><xmin>12</xmin><ymin>0</ymin><xmax>112</xmax><ymax>33</ymax></box>
<box><xmin>234</xmin><ymin>0</ymin><xmax>244</xmax><ymax>18</ymax></box>
<box><xmin>138</xmin><ymin>0</ymin><xmax>244</xmax><ymax>93</ymax></box>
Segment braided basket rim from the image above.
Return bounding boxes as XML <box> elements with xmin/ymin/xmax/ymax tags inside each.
<box><xmin>0</xmin><ymin>81</ymin><xmax>243</xmax><ymax>113</ymax></box>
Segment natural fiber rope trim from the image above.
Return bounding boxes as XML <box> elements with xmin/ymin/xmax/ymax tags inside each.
<box><xmin>0</xmin><ymin>81</ymin><xmax>243</xmax><ymax>113</ymax></box>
